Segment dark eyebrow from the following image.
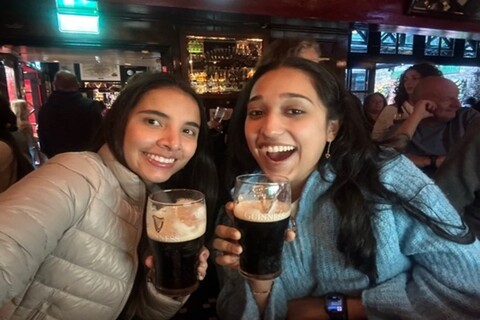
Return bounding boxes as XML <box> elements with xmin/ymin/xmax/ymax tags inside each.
<box><xmin>138</xmin><ymin>110</ymin><xmax>200</xmax><ymax>129</ymax></box>
<box><xmin>248</xmin><ymin>92</ymin><xmax>313</xmax><ymax>104</ymax></box>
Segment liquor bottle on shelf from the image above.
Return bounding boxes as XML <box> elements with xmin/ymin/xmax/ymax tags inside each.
<box><xmin>185</xmin><ymin>36</ymin><xmax>262</xmax><ymax>95</ymax></box>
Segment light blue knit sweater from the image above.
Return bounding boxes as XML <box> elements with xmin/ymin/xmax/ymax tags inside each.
<box><xmin>216</xmin><ymin>155</ymin><xmax>480</xmax><ymax>319</ymax></box>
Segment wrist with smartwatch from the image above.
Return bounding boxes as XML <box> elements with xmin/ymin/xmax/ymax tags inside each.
<box><xmin>325</xmin><ymin>293</ymin><xmax>347</xmax><ymax>320</ymax></box>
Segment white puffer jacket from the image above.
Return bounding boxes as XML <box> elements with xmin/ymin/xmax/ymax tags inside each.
<box><xmin>0</xmin><ymin>145</ymin><xmax>185</xmax><ymax>320</ymax></box>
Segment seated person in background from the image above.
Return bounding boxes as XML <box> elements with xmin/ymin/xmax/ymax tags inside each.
<box><xmin>213</xmin><ymin>58</ymin><xmax>480</xmax><ymax>320</ymax></box>
<box><xmin>10</xmin><ymin>99</ymin><xmax>39</xmax><ymax>166</ymax></box>
<box><xmin>372</xmin><ymin>62</ymin><xmax>443</xmax><ymax>142</ymax></box>
<box><xmin>363</xmin><ymin>92</ymin><xmax>386</xmax><ymax>133</ymax></box>
<box><xmin>37</xmin><ymin>70</ymin><xmax>103</xmax><ymax>158</ymax></box>
<box><xmin>379</xmin><ymin>76</ymin><xmax>480</xmax><ymax>176</ymax></box>
<box><xmin>0</xmin><ymin>95</ymin><xmax>34</xmax><ymax>192</ymax></box>
<box><xmin>435</xmin><ymin>127</ymin><xmax>480</xmax><ymax>238</ymax></box>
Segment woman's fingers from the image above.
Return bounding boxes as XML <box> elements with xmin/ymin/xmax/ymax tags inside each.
<box><xmin>285</xmin><ymin>229</ymin><xmax>296</xmax><ymax>242</ymax></box>
<box><xmin>199</xmin><ymin>246</ymin><xmax>210</xmax><ymax>262</ymax></box>
<box><xmin>215</xmin><ymin>224</ymin><xmax>241</xmax><ymax>240</ymax></box>
<box><xmin>212</xmin><ymin>237</ymin><xmax>243</xmax><ymax>255</ymax></box>
<box><xmin>145</xmin><ymin>255</ymin><xmax>154</xmax><ymax>269</ymax></box>
<box><xmin>215</xmin><ymin>253</ymin><xmax>240</xmax><ymax>268</ymax></box>
<box><xmin>197</xmin><ymin>261</ymin><xmax>208</xmax><ymax>281</ymax></box>
<box><xmin>213</xmin><ymin>224</ymin><xmax>243</xmax><ymax>269</ymax></box>
<box><xmin>225</xmin><ymin>201</ymin><xmax>235</xmax><ymax>219</ymax></box>
<box><xmin>196</xmin><ymin>247</ymin><xmax>209</xmax><ymax>280</ymax></box>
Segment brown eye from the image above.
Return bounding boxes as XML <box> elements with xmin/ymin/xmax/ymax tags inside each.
<box><xmin>183</xmin><ymin>127</ymin><xmax>198</xmax><ymax>137</ymax></box>
<box><xmin>146</xmin><ymin>118</ymin><xmax>161</xmax><ymax>126</ymax></box>
<box><xmin>248</xmin><ymin>110</ymin><xmax>263</xmax><ymax>117</ymax></box>
<box><xmin>287</xmin><ymin>108</ymin><xmax>304</xmax><ymax>115</ymax></box>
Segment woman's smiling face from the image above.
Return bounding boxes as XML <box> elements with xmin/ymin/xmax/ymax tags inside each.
<box><xmin>245</xmin><ymin>67</ymin><xmax>338</xmax><ymax>197</ymax></box>
<box><xmin>123</xmin><ymin>87</ymin><xmax>200</xmax><ymax>184</ymax></box>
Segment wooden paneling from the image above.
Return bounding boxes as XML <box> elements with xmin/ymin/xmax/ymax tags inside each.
<box><xmin>107</xmin><ymin>0</ymin><xmax>480</xmax><ymax>37</ymax></box>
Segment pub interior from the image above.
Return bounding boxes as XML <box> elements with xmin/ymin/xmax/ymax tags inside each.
<box><xmin>2</xmin><ymin>0</ymin><xmax>480</xmax><ymax>116</ymax></box>
<box><xmin>1</xmin><ymin>0</ymin><xmax>480</xmax><ymax>319</ymax></box>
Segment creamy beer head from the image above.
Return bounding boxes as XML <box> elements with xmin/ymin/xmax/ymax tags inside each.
<box><xmin>234</xmin><ymin>199</ymin><xmax>291</xmax><ymax>222</ymax></box>
<box><xmin>146</xmin><ymin>200</ymin><xmax>206</xmax><ymax>242</ymax></box>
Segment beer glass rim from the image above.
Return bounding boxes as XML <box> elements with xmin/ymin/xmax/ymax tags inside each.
<box><xmin>149</xmin><ymin>188</ymin><xmax>205</xmax><ymax>205</ymax></box>
<box><xmin>236</xmin><ymin>173</ymin><xmax>289</xmax><ymax>185</ymax></box>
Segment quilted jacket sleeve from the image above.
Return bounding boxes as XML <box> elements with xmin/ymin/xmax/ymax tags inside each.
<box><xmin>0</xmin><ymin>153</ymin><xmax>99</xmax><ymax>305</ymax></box>
<box><xmin>133</xmin><ymin>279</ymin><xmax>189</xmax><ymax>319</ymax></box>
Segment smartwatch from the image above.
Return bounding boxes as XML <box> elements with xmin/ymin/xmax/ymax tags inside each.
<box><xmin>325</xmin><ymin>292</ymin><xmax>347</xmax><ymax>320</ymax></box>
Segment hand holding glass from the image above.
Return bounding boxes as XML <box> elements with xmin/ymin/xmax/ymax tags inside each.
<box><xmin>233</xmin><ymin>174</ymin><xmax>291</xmax><ymax>280</ymax></box>
<box><xmin>146</xmin><ymin>189</ymin><xmax>206</xmax><ymax>296</ymax></box>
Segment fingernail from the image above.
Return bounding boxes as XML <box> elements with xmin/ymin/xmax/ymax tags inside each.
<box><xmin>198</xmin><ymin>273</ymin><xmax>205</xmax><ymax>281</ymax></box>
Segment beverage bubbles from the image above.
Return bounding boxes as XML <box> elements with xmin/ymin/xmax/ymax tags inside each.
<box><xmin>146</xmin><ymin>189</ymin><xmax>206</xmax><ymax>296</ymax></box>
<box><xmin>233</xmin><ymin>174</ymin><xmax>291</xmax><ymax>280</ymax></box>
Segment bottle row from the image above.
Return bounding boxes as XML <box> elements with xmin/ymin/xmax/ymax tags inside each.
<box><xmin>189</xmin><ymin>66</ymin><xmax>255</xmax><ymax>94</ymax></box>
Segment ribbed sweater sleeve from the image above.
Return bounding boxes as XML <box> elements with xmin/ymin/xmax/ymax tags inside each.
<box><xmin>216</xmin><ymin>156</ymin><xmax>480</xmax><ymax>319</ymax></box>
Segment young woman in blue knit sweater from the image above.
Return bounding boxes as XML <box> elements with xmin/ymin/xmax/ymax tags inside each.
<box><xmin>213</xmin><ymin>58</ymin><xmax>480</xmax><ymax>320</ymax></box>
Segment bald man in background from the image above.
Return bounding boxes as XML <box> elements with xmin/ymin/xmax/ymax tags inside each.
<box><xmin>385</xmin><ymin>76</ymin><xmax>480</xmax><ymax>176</ymax></box>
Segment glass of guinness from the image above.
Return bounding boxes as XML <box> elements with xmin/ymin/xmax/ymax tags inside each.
<box><xmin>233</xmin><ymin>174</ymin><xmax>291</xmax><ymax>280</ymax></box>
<box><xmin>146</xmin><ymin>189</ymin><xmax>206</xmax><ymax>296</ymax></box>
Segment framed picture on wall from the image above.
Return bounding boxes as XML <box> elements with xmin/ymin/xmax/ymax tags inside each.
<box><xmin>79</xmin><ymin>63</ymin><xmax>121</xmax><ymax>81</ymax></box>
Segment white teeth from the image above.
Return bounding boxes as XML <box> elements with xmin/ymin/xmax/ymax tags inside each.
<box><xmin>146</xmin><ymin>153</ymin><xmax>175</xmax><ymax>164</ymax></box>
<box><xmin>263</xmin><ymin>145</ymin><xmax>295</xmax><ymax>153</ymax></box>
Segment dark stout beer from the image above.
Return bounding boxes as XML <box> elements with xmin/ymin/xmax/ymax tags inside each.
<box><xmin>146</xmin><ymin>192</ymin><xmax>206</xmax><ymax>296</ymax></box>
<box><xmin>234</xmin><ymin>199</ymin><xmax>290</xmax><ymax>280</ymax></box>
<box><xmin>148</xmin><ymin>236</ymin><xmax>204</xmax><ymax>295</ymax></box>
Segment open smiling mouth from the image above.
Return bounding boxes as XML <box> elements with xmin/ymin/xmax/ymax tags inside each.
<box><xmin>145</xmin><ymin>152</ymin><xmax>175</xmax><ymax>164</ymax></box>
<box><xmin>262</xmin><ymin>145</ymin><xmax>296</xmax><ymax>161</ymax></box>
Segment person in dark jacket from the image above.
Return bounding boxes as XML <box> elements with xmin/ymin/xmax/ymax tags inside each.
<box><xmin>435</xmin><ymin>127</ymin><xmax>480</xmax><ymax>238</ymax></box>
<box><xmin>37</xmin><ymin>70</ymin><xmax>103</xmax><ymax>158</ymax></box>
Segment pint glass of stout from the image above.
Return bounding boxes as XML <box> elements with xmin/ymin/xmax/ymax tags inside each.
<box><xmin>233</xmin><ymin>174</ymin><xmax>291</xmax><ymax>280</ymax></box>
<box><xmin>146</xmin><ymin>189</ymin><xmax>206</xmax><ymax>296</ymax></box>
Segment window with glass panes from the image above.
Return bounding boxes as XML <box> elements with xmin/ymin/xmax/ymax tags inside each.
<box><xmin>350</xmin><ymin>30</ymin><xmax>368</xmax><ymax>53</ymax></box>
<box><xmin>464</xmin><ymin>40</ymin><xmax>478</xmax><ymax>58</ymax></box>
<box><xmin>425</xmin><ymin>36</ymin><xmax>455</xmax><ymax>56</ymax></box>
<box><xmin>346</xmin><ymin>68</ymin><xmax>369</xmax><ymax>102</ymax></box>
<box><xmin>380</xmin><ymin>32</ymin><xmax>413</xmax><ymax>55</ymax></box>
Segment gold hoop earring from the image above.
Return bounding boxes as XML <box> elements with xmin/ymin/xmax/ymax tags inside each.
<box><xmin>325</xmin><ymin>141</ymin><xmax>331</xmax><ymax>159</ymax></box>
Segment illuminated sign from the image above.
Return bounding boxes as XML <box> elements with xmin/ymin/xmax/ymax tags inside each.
<box><xmin>56</xmin><ymin>0</ymin><xmax>99</xmax><ymax>34</ymax></box>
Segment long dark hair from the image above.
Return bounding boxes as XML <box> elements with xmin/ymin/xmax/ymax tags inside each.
<box><xmin>93</xmin><ymin>72</ymin><xmax>218</xmax><ymax>238</ymax></box>
<box><xmin>393</xmin><ymin>62</ymin><xmax>442</xmax><ymax>112</ymax></box>
<box><xmin>224</xmin><ymin>58</ymin><xmax>473</xmax><ymax>282</ymax></box>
